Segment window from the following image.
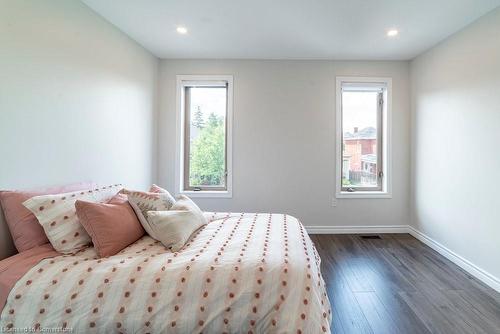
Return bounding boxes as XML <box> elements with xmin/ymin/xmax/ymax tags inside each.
<box><xmin>176</xmin><ymin>75</ymin><xmax>233</xmax><ymax>197</ymax></box>
<box><xmin>336</xmin><ymin>77</ymin><xmax>392</xmax><ymax>198</ymax></box>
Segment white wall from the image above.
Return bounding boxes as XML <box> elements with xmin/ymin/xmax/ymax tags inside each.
<box><xmin>410</xmin><ymin>8</ymin><xmax>500</xmax><ymax>281</ymax></box>
<box><xmin>158</xmin><ymin>60</ymin><xmax>411</xmax><ymax>228</ymax></box>
<box><xmin>0</xmin><ymin>0</ymin><xmax>159</xmax><ymax>191</ymax></box>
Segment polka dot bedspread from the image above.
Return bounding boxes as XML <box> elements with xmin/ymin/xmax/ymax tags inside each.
<box><xmin>1</xmin><ymin>213</ymin><xmax>331</xmax><ymax>333</ymax></box>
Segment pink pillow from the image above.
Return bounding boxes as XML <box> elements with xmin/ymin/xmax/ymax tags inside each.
<box><xmin>0</xmin><ymin>182</ymin><xmax>96</xmax><ymax>252</ymax></box>
<box><xmin>75</xmin><ymin>195</ymin><xmax>144</xmax><ymax>258</ymax></box>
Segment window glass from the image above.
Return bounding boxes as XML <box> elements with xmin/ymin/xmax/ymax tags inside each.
<box><xmin>341</xmin><ymin>89</ymin><xmax>382</xmax><ymax>190</ymax></box>
<box><xmin>185</xmin><ymin>86</ymin><xmax>227</xmax><ymax>190</ymax></box>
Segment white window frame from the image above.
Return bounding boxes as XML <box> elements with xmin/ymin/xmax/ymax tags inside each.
<box><xmin>175</xmin><ymin>75</ymin><xmax>233</xmax><ymax>198</ymax></box>
<box><xmin>335</xmin><ymin>77</ymin><xmax>392</xmax><ymax>199</ymax></box>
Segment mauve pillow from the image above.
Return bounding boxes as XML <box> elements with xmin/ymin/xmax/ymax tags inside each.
<box><xmin>75</xmin><ymin>194</ymin><xmax>144</xmax><ymax>258</ymax></box>
<box><xmin>0</xmin><ymin>182</ymin><xmax>96</xmax><ymax>252</ymax></box>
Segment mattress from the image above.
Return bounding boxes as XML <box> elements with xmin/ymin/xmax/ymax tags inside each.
<box><xmin>0</xmin><ymin>212</ymin><xmax>331</xmax><ymax>333</ymax></box>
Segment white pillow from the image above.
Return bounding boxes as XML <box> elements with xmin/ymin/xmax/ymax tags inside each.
<box><xmin>145</xmin><ymin>195</ymin><xmax>207</xmax><ymax>251</ymax></box>
<box><xmin>126</xmin><ymin>190</ymin><xmax>176</xmax><ymax>236</ymax></box>
<box><xmin>23</xmin><ymin>184</ymin><xmax>122</xmax><ymax>254</ymax></box>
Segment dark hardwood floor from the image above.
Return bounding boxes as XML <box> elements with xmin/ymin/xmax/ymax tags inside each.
<box><xmin>311</xmin><ymin>234</ymin><xmax>500</xmax><ymax>334</ymax></box>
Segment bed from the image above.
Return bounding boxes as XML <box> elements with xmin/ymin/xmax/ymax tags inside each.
<box><xmin>0</xmin><ymin>212</ymin><xmax>331</xmax><ymax>333</ymax></box>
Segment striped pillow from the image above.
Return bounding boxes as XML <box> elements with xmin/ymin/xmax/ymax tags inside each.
<box><xmin>23</xmin><ymin>184</ymin><xmax>122</xmax><ymax>254</ymax></box>
<box><xmin>126</xmin><ymin>190</ymin><xmax>175</xmax><ymax>237</ymax></box>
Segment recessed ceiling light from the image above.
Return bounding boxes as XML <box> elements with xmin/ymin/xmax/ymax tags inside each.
<box><xmin>387</xmin><ymin>29</ymin><xmax>399</xmax><ymax>37</ymax></box>
<box><xmin>176</xmin><ymin>26</ymin><xmax>188</xmax><ymax>35</ymax></box>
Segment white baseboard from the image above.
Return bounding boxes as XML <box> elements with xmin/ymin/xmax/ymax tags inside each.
<box><xmin>305</xmin><ymin>224</ymin><xmax>499</xmax><ymax>293</ymax></box>
<box><xmin>407</xmin><ymin>226</ymin><xmax>500</xmax><ymax>293</ymax></box>
<box><xmin>305</xmin><ymin>225</ymin><xmax>410</xmax><ymax>234</ymax></box>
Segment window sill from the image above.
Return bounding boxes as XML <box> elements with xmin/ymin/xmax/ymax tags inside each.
<box><xmin>179</xmin><ymin>190</ymin><xmax>232</xmax><ymax>198</ymax></box>
<box><xmin>336</xmin><ymin>191</ymin><xmax>392</xmax><ymax>199</ymax></box>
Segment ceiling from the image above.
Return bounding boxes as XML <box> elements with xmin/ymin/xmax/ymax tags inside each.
<box><xmin>82</xmin><ymin>0</ymin><xmax>500</xmax><ymax>60</ymax></box>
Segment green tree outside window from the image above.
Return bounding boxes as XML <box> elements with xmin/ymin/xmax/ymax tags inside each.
<box><xmin>190</xmin><ymin>112</ymin><xmax>225</xmax><ymax>186</ymax></box>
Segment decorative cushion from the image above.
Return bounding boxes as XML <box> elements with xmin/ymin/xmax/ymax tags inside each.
<box><xmin>145</xmin><ymin>195</ymin><xmax>207</xmax><ymax>252</ymax></box>
<box><xmin>23</xmin><ymin>184</ymin><xmax>122</xmax><ymax>254</ymax></box>
<box><xmin>0</xmin><ymin>182</ymin><xmax>96</xmax><ymax>252</ymax></box>
<box><xmin>107</xmin><ymin>193</ymin><xmax>129</xmax><ymax>204</ymax></box>
<box><xmin>119</xmin><ymin>184</ymin><xmax>164</xmax><ymax>196</ymax></box>
<box><xmin>150</xmin><ymin>184</ymin><xmax>169</xmax><ymax>193</ymax></box>
<box><xmin>126</xmin><ymin>190</ymin><xmax>175</xmax><ymax>236</ymax></box>
<box><xmin>75</xmin><ymin>194</ymin><xmax>144</xmax><ymax>258</ymax></box>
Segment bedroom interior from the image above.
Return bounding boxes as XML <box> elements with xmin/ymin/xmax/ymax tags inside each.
<box><xmin>0</xmin><ymin>0</ymin><xmax>499</xmax><ymax>333</ymax></box>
